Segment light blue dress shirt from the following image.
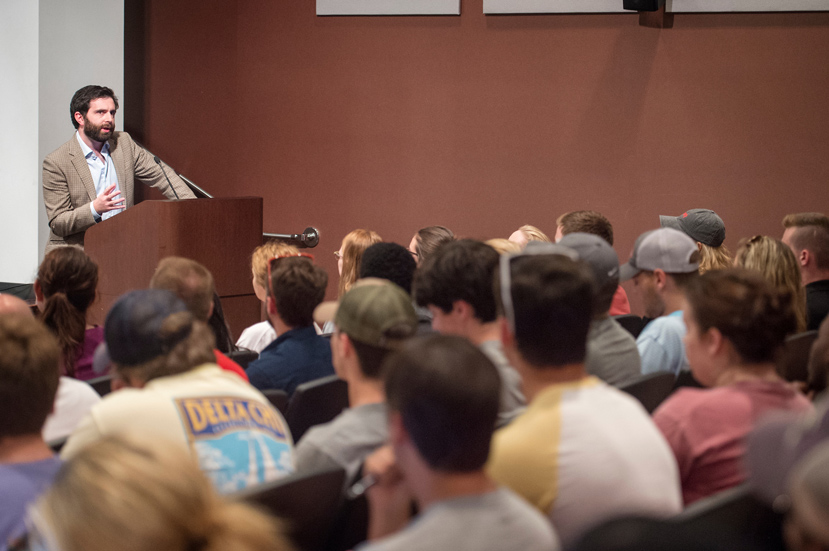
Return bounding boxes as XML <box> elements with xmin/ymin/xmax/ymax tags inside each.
<box><xmin>636</xmin><ymin>310</ymin><xmax>690</xmax><ymax>376</ymax></box>
<box><xmin>76</xmin><ymin>132</ymin><xmax>122</xmax><ymax>222</ymax></box>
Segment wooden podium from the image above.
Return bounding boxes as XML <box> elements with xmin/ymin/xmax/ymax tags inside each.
<box><xmin>84</xmin><ymin>197</ymin><xmax>263</xmax><ymax>337</ymax></box>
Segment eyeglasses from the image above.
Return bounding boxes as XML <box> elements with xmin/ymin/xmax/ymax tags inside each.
<box><xmin>498</xmin><ymin>244</ymin><xmax>580</xmax><ymax>334</ymax></box>
<box><xmin>268</xmin><ymin>253</ymin><xmax>315</xmax><ymax>298</ymax></box>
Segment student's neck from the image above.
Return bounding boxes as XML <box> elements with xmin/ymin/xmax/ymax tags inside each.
<box><xmin>465</xmin><ymin>320</ymin><xmax>501</xmax><ymax>346</ymax></box>
<box><xmin>803</xmin><ymin>269</ymin><xmax>829</xmax><ymax>286</ymax></box>
<box><xmin>412</xmin><ymin>468</ymin><xmax>497</xmax><ymax>511</ymax></box>
<box><xmin>347</xmin><ymin>378</ymin><xmax>385</xmax><ymax>408</ymax></box>
<box><xmin>270</xmin><ymin>317</ymin><xmax>294</xmax><ymax>336</ymax></box>
<box><xmin>0</xmin><ymin>434</ymin><xmax>54</xmax><ymax>464</ymax></box>
<box><xmin>662</xmin><ymin>292</ymin><xmax>686</xmax><ymax>316</ymax></box>
<box><xmin>520</xmin><ymin>362</ymin><xmax>588</xmax><ymax>402</ymax></box>
<box><xmin>714</xmin><ymin>362</ymin><xmax>781</xmax><ymax>387</ymax></box>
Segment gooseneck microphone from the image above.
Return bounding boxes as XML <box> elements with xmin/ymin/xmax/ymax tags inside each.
<box><xmin>263</xmin><ymin>227</ymin><xmax>320</xmax><ymax>248</ymax></box>
<box><xmin>154</xmin><ymin>156</ymin><xmax>180</xmax><ymax>200</ymax></box>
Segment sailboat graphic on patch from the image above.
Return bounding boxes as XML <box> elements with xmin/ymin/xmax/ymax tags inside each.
<box><xmin>176</xmin><ymin>396</ymin><xmax>294</xmax><ymax>494</ymax></box>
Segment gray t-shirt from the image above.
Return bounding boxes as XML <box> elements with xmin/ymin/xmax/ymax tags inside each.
<box><xmin>294</xmin><ymin>402</ymin><xmax>387</xmax><ymax>483</ymax></box>
<box><xmin>586</xmin><ymin>317</ymin><xmax>641</xmax><ymax>387</ymax></box>
<box><xmin>357</xmin><ymin>488</ymin><xmax>560</xmax><ymax>551</ymax></box>
<box><xmin>479</xmin><ymin>340</ymin><xmax>526</xmax><ymax>427</ymax></box>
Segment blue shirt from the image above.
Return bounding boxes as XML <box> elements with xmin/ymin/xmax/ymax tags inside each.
<box><xmin>247</xmin><ymin>326</ymin><xmax>334</xmax><ymax>396</ymax></box>
<box><xmin>76</xmin><ymin>132</ymin><xmax>122</xmax><ymax>222</ymax></box>
<box><xmin>0</xmin><ymin>456</ymin><xmax>62</xmax><ymax>549</ymax></box>
<box><xmin>637</xmin><ymin>310</ymin><xmax>690</xmax><ymax>376</ymax></box>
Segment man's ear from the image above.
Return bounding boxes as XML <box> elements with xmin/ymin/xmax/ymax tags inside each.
<box><xmin>266</xmin><ymin>295</ymin><xmax>278</xmax><ymax>317</ymax></box>
<box><xmin>705</xmin><ymin>326</ymin><xmax>726</xmax><ymax>357</ymax></box>
<box><xmin>653</xmin><ymin>269</ymin><xmax>668</xmax><ymax>290</ymax></box>
<box><xmin>453</xmin><ymin>300</ymin><xmax>474</xmax><ymax>321</ymax></box>
<box><xmin>800</xmin><ymin>249</ymin><xmax>811</xmax><ymax>268</ymax></box>
<box><xmin>206</xmin><ymin>301</ymin><xmax>214</xmax><ymax>321</ymax></box>
<box><xmin>33</xmin><ymin>280</ymin><xmax>44</xmax><ymax>303</ymax></box>
<box><xmin>500</xmin><ymin>316</ymin><xmax>515</xmax><ymax>350</ymax></box>
<box><xmin>73</xmin><ymin>111</ymin><xmax>85</xmax><ymax>128</ymax></box>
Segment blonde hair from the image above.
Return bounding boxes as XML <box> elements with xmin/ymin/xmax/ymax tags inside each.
<box><xmin>339</xmin><ymin>229</ymin><xmax>382</xmax><ymax>296</ymax></box>
<box><xmin>37</xmin><ymin>434</ymin><xmax>292</xmax><ymax>551</ymax></box>
<box><xmin>735</xmin><ymin>235</ymin><xmax>808</xmax><ymax>333</ymax></box>
<box><xmin>517</xmin><ymin>224</ymin><xmax>551</xmax><ymax>243</ymax></box>
<box><xmin>698</xmin><ymin>243</ymin><xmax>733</xmax><ymax>274</ymax></box>
<box><xmin>251</xmin><ymin>240</ymin><xmax>300</xmax><ymax>290</ymax></box>
<box><xmin>486</xmin><ymin>238</ymin><xmax>522</xmax><ymax>255</ymax></box>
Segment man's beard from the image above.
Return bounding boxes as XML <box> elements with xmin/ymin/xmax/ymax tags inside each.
<box><xmin>82</xmin><ymin>118</ymin><xmax>114</xmax><ymax>143</ymax></box>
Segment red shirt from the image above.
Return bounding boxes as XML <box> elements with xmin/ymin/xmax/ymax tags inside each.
<box><xmin>653</xmin><ymin>380</ymin><xmax>811</xmax><ymax>505</ymax></box>
<box><xmin>609</xmin><ymin>286</ymin><xmax>631</xmax><ymax>316</ymax></box>
<box><xmin>213</xmin><ymin>350</ymin><xmax>249</xmax><ymax>382</ymax></box>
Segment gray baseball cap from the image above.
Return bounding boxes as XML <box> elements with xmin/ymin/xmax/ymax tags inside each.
<box><xmin>558</xmin><ymin>233</ymin><xmax>619</xmax><ymax>313</ymax></box>
<box><xmin>659</xmin><ymin>209</ymin><xmax>726</xmax><ymax>248</ymax></box>
<box><xmin>619</xmin><ymin>228</ymin><xmax>700</xmax><ymax>282</ymax></box>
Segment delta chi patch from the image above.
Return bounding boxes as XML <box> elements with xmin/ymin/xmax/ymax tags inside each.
<box><xmin>175</xmin><ymin>396</ymin><xmax>294</xmax><ymax>493</ymax></box>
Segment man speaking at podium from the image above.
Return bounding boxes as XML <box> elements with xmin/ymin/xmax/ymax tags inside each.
<box><xmin>42</xmin><ymin>85</ymin><xmax>195</xmax><ymax>254</ymax></box>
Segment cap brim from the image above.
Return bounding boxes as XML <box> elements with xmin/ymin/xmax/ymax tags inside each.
<box><xmin>618</xmin><ymin>261</ymin><xmax>641</xmax><ymax>282</ymax></box>
<box><xmin>659</xmin><ymin>215</ymin><xmax>683</xmax><ymax>232</ymax></box>
<box><xmin>313</xmin><ymin>300</ymin><xmax>339</xmax><ymax>326</ymax></box>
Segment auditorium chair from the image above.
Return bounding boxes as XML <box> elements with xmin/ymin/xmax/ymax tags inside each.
<box><xmin>777</xmin><ymin>330</ymin><xmax>818</xmax><ymax>383</ymax></box>
<box><xmin>228</xmin><ymin>348</ymin><xmax>259</xmax><ymax>370</ymax></box>
<box><xmin>285</xmin><ymin>375</ymin><xmax>349</xmax><ymax>441</ymax></box>
<box><xmin>263</xmin><ymin>388</ymin><xmax>289</xmax><ymax>417</ymax></box>
<box><xmin>87</xmin><ymin>373</ymin><xmax>113</xmax><ymax>397</ymax></box>
<box><xmin>612</xmin><ymin>314</ymin><xmax>647</xmax><ymax>339</ymax></box>
<box><xmin>618</xmin><ymin>372</ymin><xmax>676</xmax><ymax>413</ymax></box>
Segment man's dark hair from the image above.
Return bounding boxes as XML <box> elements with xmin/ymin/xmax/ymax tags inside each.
<box><xmin>269</xmin><ymin>257</ymin><xmax>328</xmax><ymax>328</ymax></box>
<box><xmin>70</xmin><ymin>85</ymin><xmax>119</xmax><ymax>129</ymax></box>
<box><xmin>0</xmin><ymin>316</ymin><xmax>61</xmax><ymax>437</ymax></box>
<box><xmin>360</xmin><ymin>243</ymin><xmax>417</xmax><ymax>294</ymax></box>
<box><xmin>557</xmin><ymin>210</ymin><xmax>614</xmax><ymax>245</ymax></box>
<box><xmin>413</xmin><ymin>239</ymin><xmax>499</xmax><ymax>323</ymax></box>
<box><xmin>384</xmin><ymin>334</ymin><xmax>500</xmax><ymax>472</ymax></box>
<box><xmin>783</xmin><ymin>212</ymin><xmax>829</xmax><ymax>271</ymax></box>
<box><xmin>498</xmin><ymin>255</ymin><xmax>595</xmax><ymax>367</ymax></box>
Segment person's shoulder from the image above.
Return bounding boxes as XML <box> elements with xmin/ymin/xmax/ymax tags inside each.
<box><xmin>44</xmin><ymin>135</ymin><xmax>79</xmax><ymax>163</ymax></box>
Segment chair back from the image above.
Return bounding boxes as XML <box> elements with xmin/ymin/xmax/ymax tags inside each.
<box><xmin>48</xmin><ymin>436</ymin><xmax>69</xmax><ymax>453</ymax></box>
<box><xmin>777</xmin><ymin>330</ymin><xmax>818</xmax><ymax>383</ymax></box>
<box><xmin>673</xmin><ymin>369</ymin><xmax>704</xmax><ymax>392</ymax></box>
<box><xmin>613</xmin><ymin>314</ymin><xmax>647</xmax><ymax>339</ymax></box>
<box><xmin>263</xmin><ymin>388</ymin><xmax>289</xmax><ymax>417</ymax></box>
<box><xmin>286</xmin><ymin>375</ymin><xmax>349</xmax><ymax>441</ymax></box>
<box><xmin>229</xmin><ymin>348</ymin><xmax>259</xmax><ymax>370</ymax></box>
<box><xmin>674</xmin><ymin>484</ymin><xmax>785</xmax><ymax>551</ymax></box>
<box><xmin>234</xmin><ymin>466</ymin><xmax>346</xmax><ymax>551</ymax></box>
<box><xmin>619</xmin><ymin>372</ymin><xmax>676</xmax><ymax>413</ymax></box>
<box><xmin>87</xmin><ymin>374</ymin><xmax>113</xmax><ymax>397</ymax></box>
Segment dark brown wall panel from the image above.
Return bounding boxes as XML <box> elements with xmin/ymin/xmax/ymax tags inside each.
<box><xmin>129</xmin><ymin>1</ymin><xmax>829</xmax><ymax>309</ymax></box>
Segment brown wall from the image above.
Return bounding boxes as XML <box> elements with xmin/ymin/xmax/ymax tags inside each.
<box><xmin>126</xmin><ymin>0</ymin><xmax>829</xmax><ymax>312</ymax></box>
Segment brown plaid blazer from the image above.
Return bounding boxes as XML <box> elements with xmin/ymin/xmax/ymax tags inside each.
<box><xmin>42</xmin><ymin>131</ymin><xmax>195</xmax><ymax>253</ymax></box>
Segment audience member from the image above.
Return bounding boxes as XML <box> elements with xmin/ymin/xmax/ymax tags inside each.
<box><xmin>34</xmin><ymin>246</ymin><xmax>103</xmax><ymax>380</ymax></box>
<box><xmin>358</xmin><ymin>335</ymin><xmax>559</xmax><ymax>551</ymax></box>
<box><xmin>207</xmin><ymin>291</ymin><xmax>235</xmax><ymax>354</ymax></box>
<box><xmin>360</xmin><ymin>242</ymin><xmax>417</xmax><ymax>295</ymax></box>
<box><xmin>413</xmin><ymin>239</ymin><xmax>526</xmax><ymax>426</ymax></box>
<box><xmin>149</xmin><ymin>257</ymin><xmax>248</xmax><ymax>381</ymax></box>
<box><xmin>735</xmin><ymin>235</ymin><xmax>808</xmax><ymax>333</ymax></box>
<box><xmin>508</xmin><ymin>224</ymin><xmax>551</xmax><ymax>248</ymax></box>
<box><xmin>486</xmin><ymin>238</ymin><xmax>522</xmax><ymax>255</ymax></box>
<box><xmin>620</xmin><ymin>228</ymin><xmax>699</xmax><ymax>376</ymax></box>
<box><xmin>32</xmin><ymin>434</ymin><xmax>291</xmax><ymax>551</ymax></box>
<box><xmin>558</xmin><ymin>233</ymin><xmax>641</xmax><ymax>386</ymax></box>
<box><xmin>782</xmin><ymin>212</ymin><xmax>829</xmax><ymax>330</ymax></box>
<box><xmin>237</xmin><ymin>240</ymin><xmax>300</xmax><ymax>353</ymax></box>
<box><xmin>660</xmin><ymin>208</ymin><xmax>731</xmax><ymax>274</ymax></box>
<box><xmin>0</xmin><ymin>315</ymin><xmax>62</xmax><ymax>547</ymax></box>
<box><xmin>487</xmin><ymin>252</ymin><xmax>681</xmax><ymax>547</ymax></box>
<box><xmin>785</xmin><ymin>442</ymin><xmax>829</xmax><ymax>551</ymax></box>
<box><xmin>555</xmin><ymin>210</ymin><xmax>631</xmax><ymax>316</ymax></box>
<box><xmin>408</xmin><ymin>225</ymin><xmax>454</xmax><ymax>266</ymax></box>
<box><xmin>653</xmin><ymin>268</ymin><xmax>812</xmax><ymax>505</ymax></box>
<box><xmin>337</xmin><ymin>229</ymin><xmax>383</xmax><ymax>297</ymax></box>
<box><xmin>296</xmin><ymin>281</ymin><xmax>417</xmax><ymax>482</ymax></box>
<box><xmin>246</xmin><ymin>254</ymin><xmax>333</xmax><ymax>395</ymax></box>
<box><xmin>61</xmin><ymin>289</ymin><xmax>294</xmax><ymax>492</ymax></box>
<box><xmin>807</xmin><ymin>317</ymin><xmax>829</xmax><ymax>397</ymax></box>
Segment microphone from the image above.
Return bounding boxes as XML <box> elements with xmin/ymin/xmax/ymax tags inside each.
<box><xmin>263</xmin><ymin>227</ymin><xmax>320</xmax><ymax>248</ymax></box>
<box><xmin>154</xmin><ymin>156</ymin><xmax>180</xmax><ymax>200</ymax></box>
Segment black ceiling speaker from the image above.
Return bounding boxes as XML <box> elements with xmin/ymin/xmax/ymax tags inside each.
<box><xmin>623</xmin><ymin>0</ymin><xmax>662</xmax><ymax>10</ymax></box>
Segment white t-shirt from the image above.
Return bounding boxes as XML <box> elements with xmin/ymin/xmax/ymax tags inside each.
<box><xmin>62</xmin><ymin>364</ymin><xmax>295</xmax><ymax>494</ymax></box>
<box><xmin>236</xmin><ymin>320</ymin><xmax>277</xmax><ymax>353</ymax></box>
<box><xmin>43</xmin><ymin>377</ymin><xmax>101</xmax><ymax>443</ymax></box>
<box><xmin>488</xmin><ymin>377</ymin><xmax>682</xmax><ymax>547</ymax></box>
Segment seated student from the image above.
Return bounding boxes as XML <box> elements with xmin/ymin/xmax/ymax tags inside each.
<box><xmin>237</xmin><ymin>241</ymin><xmax>300</xmax><ymax>353</ymax></box>
<box><xmin>150</xmin><ymin>257</ymin><xmax>248</xmax><ymax>381</ymax></box>
<box><xmin>31</xmin><ymin>434</ymin><xmax>292</xmax><ymax>551</ymax></box>
<box><xmin>660</xmin><ymin>208</ymin><xmax>731</xmax><ymax>274</ymax></box>
<box><xmin>652</xmin><ymin>268</ymin><xmax>812</xmax><ymax>506</ymax></box>
<box><xmin>785</xmin><ymin>442</ymin><xmax>829</xmax><ymax>551</ymax></box>
<box><xmin>407</xmin><ymin>225</ymin><xmax>454</xmax><ymax>267</ymax></box>
<box><xmin>487</xmin><ymin>251</ymin><xmax>681</xmax><ymax>547</ymax></box>
<box><xmin>34</xmin><ymin>246</ymin><xmax>103</xmax><ymax>381</ymax></box>
<box><xmin>621</xmin><ymin>228</ymin><xmax>700</xmax><ymax>376</ymax></box>
<box><xmin>296</xmin><ymin>280</ymin><xmax>417</xmax><ymax>481</ymax></box>
<box><xmin>508</xmin><ymin>224</ymin><xmax>551</xmax><ymax>248</ymax></box>
<box><xmin>413</xmin><ymin>239</ymin><xmax>526</xmax><ymax>426</ymax></box>
<box><xmin>0</xmin><ymin>315</ymin><xmax>62</xmax><ymax>548</ymax></box>
<box><xmin>61</xmin><ymin>289</ymin><xmax>294</xmax><ymax>493</ymax></box>
<box><xmin>358</xmin><ymin>335</ymin><xmax>559</xmax><ymax>551</ymax></box>
<box><xmin>782</xmin><ymin>212</ymin><xmax>829</xmax><ymax>330</ymax></box>
<box><xmin>246</xmin><ymin>254</ymin><xmax>333</xmax><ymax>395</ymax></box>
<box><xmin>558</xmin><ymin>233</ymin><xmax>641</xmax><ymax>386</ymax></box>
<box><xmin>555</xmin><ymin>210</ymin><xmax>631</xmax><ymax>316</ymax></box>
